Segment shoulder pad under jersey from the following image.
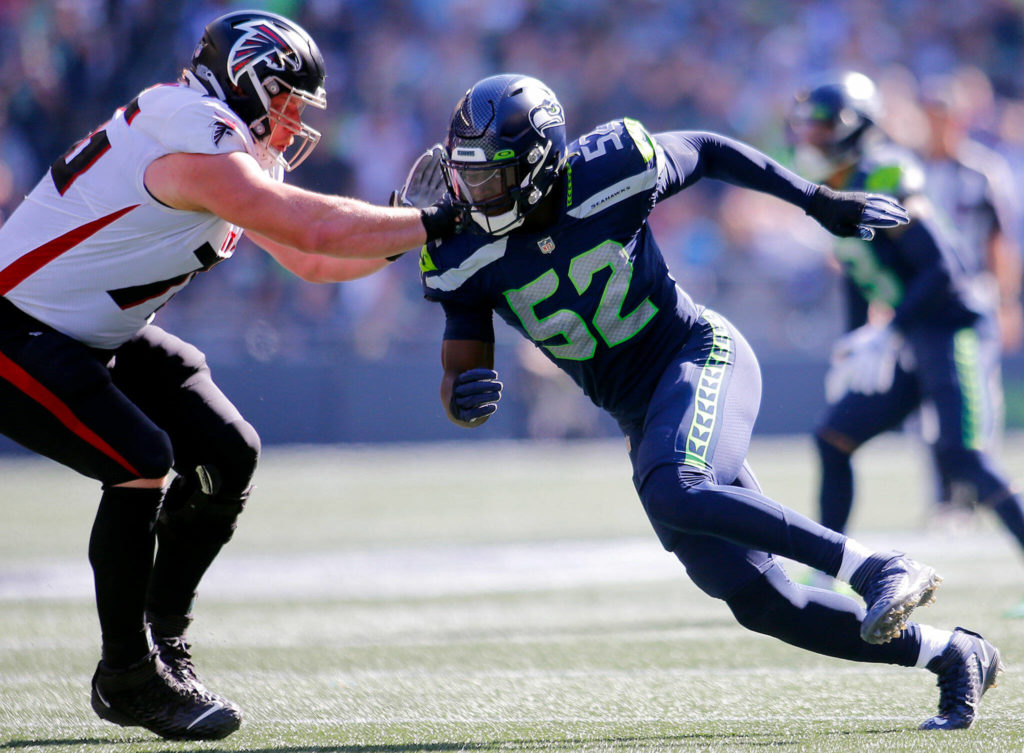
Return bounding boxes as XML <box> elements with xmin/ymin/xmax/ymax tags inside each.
<box><xmin>564</xmin><ymin>118</ymin><xmax>661</xmax><ymax>219</ymax></box>
<box><xmin>130</xmin><ymin>84</ymin><xmax>255</xmax><ymax>158</ymax></box>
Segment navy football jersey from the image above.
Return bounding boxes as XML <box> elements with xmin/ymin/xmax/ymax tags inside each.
<box><xmin>421</xmin><ymin>119</ymin><xmax>703</xmax><ymax>427</ymax></box>
<box><xmin>832</xmin><ymin>141</ymin><xmax>984</xmax><ymax>332</ymax></box>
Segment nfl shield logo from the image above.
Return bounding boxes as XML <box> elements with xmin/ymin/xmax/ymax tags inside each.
<box><xmin>538</xmin><ymin>236</ymin><xmax>556</xmax><ymax>254</ymax></box>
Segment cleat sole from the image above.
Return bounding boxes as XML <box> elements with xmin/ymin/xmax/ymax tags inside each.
<box><xmin>861</xmin><ymin>566</ymin><xmax>942</xmax><ymax>644</ymax></box>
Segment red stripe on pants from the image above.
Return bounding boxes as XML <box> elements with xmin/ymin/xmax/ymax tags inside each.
<box><xmin>0</xmin><ymin>348</ymin><xmax>141</xmax><ymax>477</ymax></box>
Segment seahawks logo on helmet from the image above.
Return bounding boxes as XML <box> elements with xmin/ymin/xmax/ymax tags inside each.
<box><xmin>226</xmin><ymin>20</ymin><xmax>301</xmax><ymax>86</ymax></box>
<box><xmin>530</xmin><ymin>101</ymin><xmax>564</xmax><ymax>134</ymax></box>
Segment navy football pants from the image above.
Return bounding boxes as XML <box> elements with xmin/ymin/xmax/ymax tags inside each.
<box><xmin>0</xmin><ymin>297</ymin><xmax>259</xmax><ymax>491</ymax></box>
<box><xmin>625</xmin><ymin>310</ymin><xmax>920</xmax><ymax>666</ymax></box>
<box><xmin>0</xmin><ymin>297</ymin><xmax>259</xmax><ymax>661</ymax></box>
<box><xmin>816</xmin><ymin>322</ymin><xmax>1024</xmax><ymax>540</ymax></box>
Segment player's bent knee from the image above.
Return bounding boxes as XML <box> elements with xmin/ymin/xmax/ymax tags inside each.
<box><xmin>205</xmin><ymin>419</ymin><xmax>260</xmax><ymax>496</ymax></box>
<box><xmin>159</xmin><ymin>463</ymin><xmax>251</xmax><ymax>540</ymax></box>
<box><xmin>103</xmin><ymin>429</ymin><xmax>174</xmax><ymax>487</ymax></box>
<box><xmin>814</xmin><ymin>427</ymin><xmax>856</xmax><ymax>456</ymax></box>
<box><xmin>724</xmin><ymin>569</ymin><xmax>797</xmax><ymax>636</ymax></box>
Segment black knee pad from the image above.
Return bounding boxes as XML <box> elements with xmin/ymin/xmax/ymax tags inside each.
<box><xmin>159</xmin><ymin>464</ymin><xmax>249</xmax><ymax>543</ymax></box>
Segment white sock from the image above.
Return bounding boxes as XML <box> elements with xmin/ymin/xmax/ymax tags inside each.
<box><xmin>836</xmin><ymin>538</ymin><xmax>873</xmax><ymax>583</ymax></box>
<box><xmin>916</xmin><ymin>625</ymin><xmax>954</xmax><ymax>668</ymax></box>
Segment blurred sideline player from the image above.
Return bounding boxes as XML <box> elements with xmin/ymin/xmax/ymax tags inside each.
<box><xmin>917</xmin><ymin>73</ymin><xmax>1024</xmax><ymax>533</ymax></box>
<box><xmin>787</xmin><ymin>72</ymin><xmax>1024</xmax><ymax>613</ymax></box>
<box><xmin>0</xmin><ymin>9</ymin><xmax>460</xmax><ymax>741</ymax></box>
<box><xmin>397</xmin><ymin>72</ymin><xmax>1001</xmax><ymax>730</ymax></box>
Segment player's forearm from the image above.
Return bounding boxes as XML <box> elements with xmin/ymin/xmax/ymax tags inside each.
<box><xmin>285</xmin><ymin>196</ymin><xmax>427</xmax><ymax>260</ymax></box>
<box><xmin>657</xmin><ymin>131</ymin><xmax>817</xmax><ymax>208</ymax></box>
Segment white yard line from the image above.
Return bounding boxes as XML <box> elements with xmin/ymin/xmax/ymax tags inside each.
<box><xmin>0</xmin><ymin>529</ymin><xmax>1014</xmax><ymax>602</ymax></box>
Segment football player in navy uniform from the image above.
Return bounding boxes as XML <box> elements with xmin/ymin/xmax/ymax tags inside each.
<box><xmin>788</xmin><ymin>73</ymin><xmax>1024</xmax><ymax>617</ymax></box>
<box><xmin>0</xmin><ymin>10</ymin><xmax>461</xmax><ymax>741</ymax></box>
<box><xmin>918</xmin><ymin>75</ymin><xmax>1024</xmax><ymax>538</ymax></box>
<box><xmin>404</xmin><ymin>73</ymin><xmax>1001</xmax><ymax>731</ymax></box>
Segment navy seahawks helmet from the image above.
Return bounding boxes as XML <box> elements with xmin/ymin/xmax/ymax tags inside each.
<box><xmin>442</xmin><ymin>74</ymin><xmax>567</xmax><ymax>235</ymax></box>
<box><xmin>187</xmin><ymin>10</ymin><xmax>327</xmax><ymax>170</ymax></box>
<box><xmin>788</xmin><ymin>71</ymin><xmax>882</xmax><ymax>181</ymax></box>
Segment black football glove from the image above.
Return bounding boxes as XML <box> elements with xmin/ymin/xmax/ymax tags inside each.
<box><xmin>420</xmin><ymin>194</ymin><xmax>467</xmax><ymax>242</ymax></box>
<box><xmin>805</xmin><ymin>185</ymin><xmax>910</xmax><ymax>241</ymax></box>
<box><xmin>450</xmin><ymin>368</ymin><xmax>502</xmax><ymax>423</ymax></box>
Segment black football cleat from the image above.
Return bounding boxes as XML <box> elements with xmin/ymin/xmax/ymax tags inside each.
<box><xmin>920</xmin><ymin>627</ymin><xmax>1003</xmax><ymax>730</ymax></box>
<box><xmin>155</xmin><ymin>634</ymin><xmax>241</xmax><ymax>708</ymax></box>
<box><xmin>90</xmin><ymin>649</ymin><xmax>242</xmax><ymax>740</ymax></box>
<box><xmin>851</xmin><ymin>551</ymin><xmax>941</xmax><ymax>644</ymax></box>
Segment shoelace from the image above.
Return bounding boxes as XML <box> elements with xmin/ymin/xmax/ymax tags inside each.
<box><xmin>158</xmin><ymin>638</ymin><xmax>202</xmax><ymax>683</ymax></box>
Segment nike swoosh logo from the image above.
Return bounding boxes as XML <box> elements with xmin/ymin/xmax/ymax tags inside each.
<box><xmin>931</xmin><ymin>717</ymin><xmax>949</xmax><ymax>726</ymax></box>
<box><xmin>186</xmin><ymin>701</ymin><xmax>224</xmax><ymax>730</ymax></box>
<box><xmin>95</xmin><ymin>684</ymin><xmax>112</xmax><ymax>709</ymax></box>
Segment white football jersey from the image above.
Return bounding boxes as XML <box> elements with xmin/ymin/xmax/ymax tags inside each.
<box><xmin>0</xmin><ymin>81</ymin><xmax>281</xmax><ymax>349</ymax></box>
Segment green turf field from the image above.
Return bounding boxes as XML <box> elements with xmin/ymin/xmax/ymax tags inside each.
<box><xmin>2</xmin><ymin>434</ymin><xmax>1024</xmax><ymax>752</ymax></box>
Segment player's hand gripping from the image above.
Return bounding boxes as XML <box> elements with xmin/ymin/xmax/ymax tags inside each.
<box><xmin>390</xmin><ymin>144</ymin><xmax>465</xmax><ymax>244</ymax></box>
<box><xmin>805</xmin><ymin>185</ymin><xmax>910</xmax><ymax>241</ymax></box>
<box><xmin>449</xmin><ymin>368</ymin><xmax>503</xmax><ymax>424</ymax></box>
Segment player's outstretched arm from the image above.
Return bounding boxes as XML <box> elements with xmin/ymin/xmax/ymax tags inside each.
<box><xmin>655</xmin><ymin>131</ymin><xmax>909</xmax><ymax>240</ymax></box>
<box><xmin>144</xmin><ymin>150</ymin><xmax>460</xmax><ymax>260</ymax></box>
<box><xmin>441</xmin><ymin>339</ymin><xmax>502</xmax><ymax>428</ymax></box>
<box><xmin>247</xmin><ymin>231</ymin><xmax>393</xmax><ymax>283</ymax></box>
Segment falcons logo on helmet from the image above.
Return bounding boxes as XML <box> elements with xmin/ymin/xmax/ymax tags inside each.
<box><xmin>227</xmin><ymin>20</ymin><xmax>300</xmax><ymax>86</ymax></box>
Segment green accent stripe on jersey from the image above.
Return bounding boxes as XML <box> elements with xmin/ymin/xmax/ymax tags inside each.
<box><xmin>683</xmin><ymin>310</ymin><xmax>733</xmax><ymax>469</ymax></box>
<box><xmin>423</xmin><ymin>237</ymin><xmax>509</xmax><ymax>292</ymax></box>
<box><xmin>623</xmin><ymin>118</ymin><xmax>655</xmax><ymax>164</ymax></box>
<box><xmin>865</xmin><ymin>165</ymin><xmax>903</xmax><ymax>195</ymax></box>
<box><xmin>419</xmin><ymin>246</ymin><xmax>438</xmax><ymax>274</ymax></box>
<box><xmin>954</xmin><ymin>327</ymin><xmax>983</xmax><ymax>449</ymax></box>
<box><xmin>565</xmin><ymin>160</ymin><xmax>574</xmax><ymax>208</ymax></box>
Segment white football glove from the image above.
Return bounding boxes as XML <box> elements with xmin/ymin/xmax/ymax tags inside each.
<box><xmin>390</xmin><ymin>143</ymin><xmax>447</xmax><ymax>209</ymax></box>
<box><xmin>824</xmin><ymin>323</ymin><xmax>905</xmax><ymax>403</ymax></box>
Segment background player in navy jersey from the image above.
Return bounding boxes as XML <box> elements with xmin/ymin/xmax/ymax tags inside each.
<box><xmin>917</xmin><ymin>75</ymin><xmax>1024</xmax><ymax>538</ymax></box>
<box><xmin>787</xmin><ymin>73</ymin><xmax>1024</xmax><ymax>615</ymax></box>
<box><xmin>400</xmin><ymin>73</ymin><xmax>1001</xmax><ymax>731</ymax></box>
<box><xmin>0</xmin><ymin>10</ymin><xmax>461</xmax><ymax>742</ymax></box>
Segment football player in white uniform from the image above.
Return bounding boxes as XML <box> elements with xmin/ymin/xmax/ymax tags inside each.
<box><xmin>0</xmin><ymin>9</ymin><xmax>459</xmax><ymax>741</ymax></box>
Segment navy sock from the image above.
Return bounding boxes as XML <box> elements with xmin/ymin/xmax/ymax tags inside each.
<box><xmin>815</xmin><ymin>433</ymin><xmax>855</xmax><ymax>533</ymax></box>
<box><xmin>992</xmin><ymin>492</ymin><xmax>1024</xmax><ymax>550</ymax></box>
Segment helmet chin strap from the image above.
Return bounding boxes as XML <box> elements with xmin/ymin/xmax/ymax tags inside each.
<box><xmin>470</xmin><ymin>206</ymin><xmax>525</xmax><ymax>236</ymax></box>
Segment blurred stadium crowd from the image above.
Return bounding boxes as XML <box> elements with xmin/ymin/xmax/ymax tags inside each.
<box><xmin>0</xmin><ymin>0</ymin><xmax>1022</xmax><ymax>372</ymax></box>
